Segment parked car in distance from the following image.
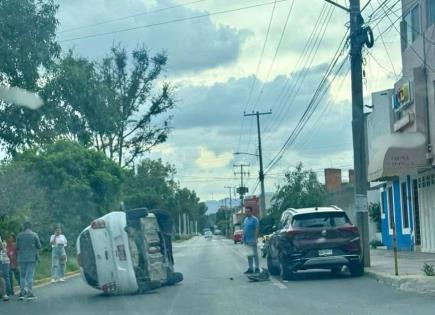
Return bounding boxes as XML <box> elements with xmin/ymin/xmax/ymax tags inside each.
<box><xmin>266</xmin><ymin>206</ymin><xmax>363</xmax><ymax>280</ymax></box>
<box><xmin>204</xmin><ymin>231</ymin><xmax>213</xmax><ymax>239</ymax></box>
<box><xmin>233</xmin><ymin>230</ymin><xmax>243</xmax><ymax>244</ymax></box>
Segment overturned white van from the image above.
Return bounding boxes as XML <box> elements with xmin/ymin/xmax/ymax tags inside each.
<box><xmin>76</xmin><ymin>208</ymin><xmax>183</xmax><ymax>295</ymax></box>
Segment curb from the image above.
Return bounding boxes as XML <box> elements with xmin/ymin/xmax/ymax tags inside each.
<box><xmin>365</xmin><ymin>268</ymin><xmax>435</xmax><ymax>296</ymax></box>
<box><xmin>34</xmin><ymin>270</ymin><xmax>80</xmax><ymax>288</ymax></box>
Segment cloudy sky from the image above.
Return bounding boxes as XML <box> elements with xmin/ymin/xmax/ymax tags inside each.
<box><xmin>55</xmin><ymin>0</ymin><xmax>402</xmax><ymax>201</ymax></box>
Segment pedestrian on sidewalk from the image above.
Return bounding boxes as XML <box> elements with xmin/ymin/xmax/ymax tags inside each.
<box><xmin>0</xmin><ymin>236</ymin><xmax>11</xmax><ymax>301</ymax></box>
<box><xmin>242</xmin><ymin>207</ymin><xmax>260</xmax><ymax>274</ymax></box>
<box><xmin>50</xmin><ymin>227</ymin><xmax>67</xmax><ymax>283</ymax></box>
<box><xmin>16</xmin><ymin>222</ymin><xmax>41</xmax><ymax>300</ymax></box>
<box><xmin>6</xmin><ymin>233</ymin><xmax>20</xmax><ymax>295</ymax></box>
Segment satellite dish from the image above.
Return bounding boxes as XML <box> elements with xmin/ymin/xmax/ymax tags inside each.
<box><xmin>0</xmin><ymin>86</ymin><xmax>43</xmax><ymax>110</ymax></box>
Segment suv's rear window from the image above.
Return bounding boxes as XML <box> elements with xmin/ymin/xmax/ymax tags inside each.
<box><xmin>292</xmin><ymin>212</ymin><xmax>350</xmax><ymax>228</ymax></box>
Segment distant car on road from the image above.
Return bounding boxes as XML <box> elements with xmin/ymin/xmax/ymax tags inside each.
<box><xmin>266</xmin><ymin>206</ymin><xmax>364</xmax><ymax>280</ymax></box>
<box><xmin>233</xmin><ymin>230</ymin><xmax>243</xmax><ymax>244</ymax></box>
<box><xmin>213</xmin><ymin>229</ymin><xmax>222</xmax><ymax>236</ymax></box>
<box><xmin>204</xmin><ymin>231</ymin><xmax>213</xmax><ymax>239</ymax></box>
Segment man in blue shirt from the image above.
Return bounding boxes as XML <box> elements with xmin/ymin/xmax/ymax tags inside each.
<box><xmin>242</xmin><ymin>207</ymin><xmax>260</xmax><ymax>274</ymax></box>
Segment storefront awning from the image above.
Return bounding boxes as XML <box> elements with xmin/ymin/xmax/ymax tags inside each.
<box><xmin>368</xmin><ymin>132</ymin><xmax>428</xmax><ymax>181</ymax></box>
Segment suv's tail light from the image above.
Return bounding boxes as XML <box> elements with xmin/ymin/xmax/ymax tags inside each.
<box><xmin>91</xmin><ymin>219</ymin><xmax>106</xmax><ymax>229</ymax></box>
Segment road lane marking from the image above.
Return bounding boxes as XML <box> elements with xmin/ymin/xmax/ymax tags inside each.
<box><xmin>229</xmin><ymin>242</ymin><xmax>287</xmax><ymax>290</ymax></box>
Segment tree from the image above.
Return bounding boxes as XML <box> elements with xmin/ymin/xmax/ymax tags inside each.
<box><xmin>43</xmin><ymin>45</ymin><xmax>175</xmax><ymax>166</ymax></box>
<box><xmin>0</xmin><ymin>0</ymin><xmax>60</xmax><ymax>154</ymax></box>
<box><xmin>123</xmin><ymin>158</ymin><xmax>177</xmax><ymax>210</ymax></box>
<box><xmin>269</xmin><ymin>163</ymin><xmax>326</xmax><ymax>223</ymax></box>
<box><xmin>15</xmin><ymin>140</ymin><xmax>124</xmax><ymax>246</ymax></box>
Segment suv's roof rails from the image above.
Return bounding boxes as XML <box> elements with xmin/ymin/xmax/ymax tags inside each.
<box><xmin>330</xmin><ymin>205</ymin><xmax>341</xmax><ymax>210</ymax></box>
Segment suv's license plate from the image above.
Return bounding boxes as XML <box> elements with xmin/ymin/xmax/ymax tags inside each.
<box><xmin>319</xmin><ymin>249</ymin><xmax>333</xmax><ymax>256</ymax></box>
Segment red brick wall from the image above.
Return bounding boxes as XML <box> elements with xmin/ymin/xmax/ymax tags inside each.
<box><xmin>324</xmin><ymin>168</ymin><xmax>342</xmax><ymax>192</ymax></box>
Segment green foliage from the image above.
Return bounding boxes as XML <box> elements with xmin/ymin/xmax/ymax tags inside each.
<box><xmin>14</xmin><ymin>140</ymin><xmax>123</xmax><ymax>246</ymax></box>
<box><xmin>370</xmin><ymin>239</ymin><xmax>383</xmax><ymax>249</ymax></box>
<box><xmin>422</xmin><ymin>263</ymin><xmax>435</xmax><ymax>276</ymax></box>
<box><xmin>369</xmin><ymin>202</ymin><xmax>382</xmax><ymax>232</ymax></box>
<box><xmin>42</xmin><ymin>45</ymin><xmax>175</xmax><ymax>166</ymax></box>
<box><xmin>122</xmin><ymin>158</ymin><xmax>207</xmax><ymax>232</ymax></box>
<box><xmin>268</xmin><ymin>163</ymin><xmax>326</xmax><ymax>223</ymax></box>
<box><xmin>0</xmin><ymin>0</ymin><xmax>60</xmax><ymax>154</ymax></box>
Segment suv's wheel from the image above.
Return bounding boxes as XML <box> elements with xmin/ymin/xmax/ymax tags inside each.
<box><xmin>280</xmin><ymin>261</ymin><xmax>296</xmax><ymax>281</ymax></box>
<box><xmin>349</xmin><ymin>261</ymin><xmax>364</xmax><ymax>277</ymax></box>
<box><xmin>267</xmin><ymin>255</ymin><xmax>280</xmax><ymax>276</ymax></box>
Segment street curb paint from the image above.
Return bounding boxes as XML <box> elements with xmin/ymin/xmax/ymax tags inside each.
<box><xmin>34</xmin><ymin>271</ymin><xmax>80</xmax><ymax>288</ymax></box>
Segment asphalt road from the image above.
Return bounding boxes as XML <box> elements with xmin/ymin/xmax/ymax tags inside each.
<box><xmin>2</xmin><ymin>236</ymin><xmax>435</xmax><ymax>315</ymax></box>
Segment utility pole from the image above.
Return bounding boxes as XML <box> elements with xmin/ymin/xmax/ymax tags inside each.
<box><xmin>234</xmin><ymin>163</ymin><xmax>250</xmax><ymax>208</ymax></box>
<box><xmin>244</xmin><ymin>111</ymin><xmax>272</xmax><ymax>218</ymax></box>
<box><xmin>225</xmin><ymin>185</ymin><xmax>236</xmax><ymax>237</ymax></box>
<box><xmin>326</xmin><ymin>0</ymin><xmax>373</xmax><ymax>267</ymax></box>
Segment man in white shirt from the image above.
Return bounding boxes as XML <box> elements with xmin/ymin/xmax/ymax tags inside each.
<box><xmin>50</xmin><ymin>227</ymin><xmax>67</xmax><ymax>283</ymax></box>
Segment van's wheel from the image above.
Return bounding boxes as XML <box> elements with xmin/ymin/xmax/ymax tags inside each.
<box><xmin>138</xmin><ymin>280</ymin><xmax>161</xmax><ymax>293</ymax></box>
<box><xmin>349</xmin><ymin>261</ymin><xmax>364</xmax><ymax>277</ymax></box>
<box><xmin>267</xmin><ymin>255</ymin><xmax>280</xmax><ymax>276</ymax></box>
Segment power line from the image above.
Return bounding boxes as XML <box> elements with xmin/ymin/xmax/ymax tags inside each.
<box><xmin>59</xmin><ymin>0</ymin><xmax>209</xmax><ymax>34</ymax></box>
<box><xmin>264</xmin><ymin>32</ymin><xmax>349</xmax><ymax>174</ymax></box>
<box><xmin>238</xmin><ymin>1</ymin><xmax>276</xmax><ymax>157</ymax></box>
<box><xmin>252</xmin><ymin>0</ymin><xmax>295</xmax><ymax>108</ymax></box>
<box><xmin>59</xmin><ymin>0</ymin><xmax>289</xmax><ymax>42</ymax></box>
<box><xmin>236</xmin><ymin>0</ymin><xmax>279</xmax><ymax>157</ymax></box>
<box><xmin>262</xmin><ymin>4</ymin><xmax>334</xmax><ymax>140</ymax></box>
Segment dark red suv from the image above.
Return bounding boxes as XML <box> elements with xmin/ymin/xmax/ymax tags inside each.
<box><xmin>266</xmin><ymin>206</ymin><xmax>363</xmax><ymax>280</ymax></box>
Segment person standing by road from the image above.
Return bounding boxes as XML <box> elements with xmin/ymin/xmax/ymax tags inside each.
<box><xmin>6</xmin><ymin>233</ymin><xmax>19</xmax><ymax>296</ymax></box>
<box><xmin>16</xmin><ymin>222</ymin><xmax>41</xmax><ymax>300</ymax></box>
<box><xmin>242</xmin><ymin>207</ymin><xmax>260</xmax><ymax>274</ymax></box>
<box><xmin>0</xmin><ymin>236</ymin><xmax>11</xmax><ymax>301</ymax></box>
<box><xmin>50</xmin><ymin>227</ymin><xmax>67</xmax><ymax>283</ymax></box>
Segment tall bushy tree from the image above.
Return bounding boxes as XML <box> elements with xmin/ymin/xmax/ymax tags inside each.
<box><xmin>15</xmin><ymin>140</ymin><xmax>124</xmax><ymax>245</ymax></box>
<box><xmin>269</xmin><ymin>163</ymin><xmax>326</xmax><ymax>223</ymax></box>
<box><xmin>43</xmin><ymin>45</ymin><xmax>175</xmax><ymax>166</ymax></box>
<box><xmin>0</xmin><ymin>0</ymin><xmax>60</xmax><ymax>154</ymax></box>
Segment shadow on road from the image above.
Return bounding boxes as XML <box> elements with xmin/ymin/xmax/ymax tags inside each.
<box><xmin>273</xmin><ymin>269</ymin><xmax>358</xmax><ymax>282</ymax></box>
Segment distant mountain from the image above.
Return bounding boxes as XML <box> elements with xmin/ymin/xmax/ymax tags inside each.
<box><xmin>204</xmin><ymin>199</ymin><xmax>239</xmax><ymax>214</ymax></box>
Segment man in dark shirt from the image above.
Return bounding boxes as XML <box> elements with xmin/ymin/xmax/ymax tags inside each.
<box><xmin>16</xmin><ymin>222</ymin><xmax>41</xmax><ymax>300</ymax></box>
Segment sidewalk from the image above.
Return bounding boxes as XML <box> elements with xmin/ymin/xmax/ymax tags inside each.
<box><xmin>366</xmin><ymin>248</ymin><xmax>435</xmax><ymax>295</ymax></box>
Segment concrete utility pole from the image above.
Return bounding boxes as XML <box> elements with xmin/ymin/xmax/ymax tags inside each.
<box><xmin>243</xmin><ymin>111</ymin><xmax>272</xmax><ymax>218</ymax></box>
<box><xmin>326</xmin><ymin>0</ymin><xmax>373</xmax><ymax>267</ymax></box>
<box><xmin>234</xmin><ymin>163</ymin><xmax>250</xmax><ymax>207</ymax></box>
<box><xmin>224</xmin><ymin>185</ymin><xmax>236</xmax><ymax>237</ymax></box>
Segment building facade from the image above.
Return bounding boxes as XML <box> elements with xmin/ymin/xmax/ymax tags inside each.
<box><xmin>367</xmin><ymin>0</ymin><xmax>435</xmax><ymax>251</ymax></box>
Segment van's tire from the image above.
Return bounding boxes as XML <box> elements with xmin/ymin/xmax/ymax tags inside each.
<box><xmin>349</xmin><ymin>261</ymin><xmax>364</xmax><ymax>277</ymax></box>
<box><xmin>166</xmin><ymin>271</ymin><xmax>183</xmax><ymax>285</ymax></box>
<box><xmin>267</xmin><ymin>255</ymin><xmax>280</xmax><ymax>276</ymax></box>
<box><xmin>138</xmin><ymin>280</ymin><xmax>161</xmax><ymax>293</ymax></box>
